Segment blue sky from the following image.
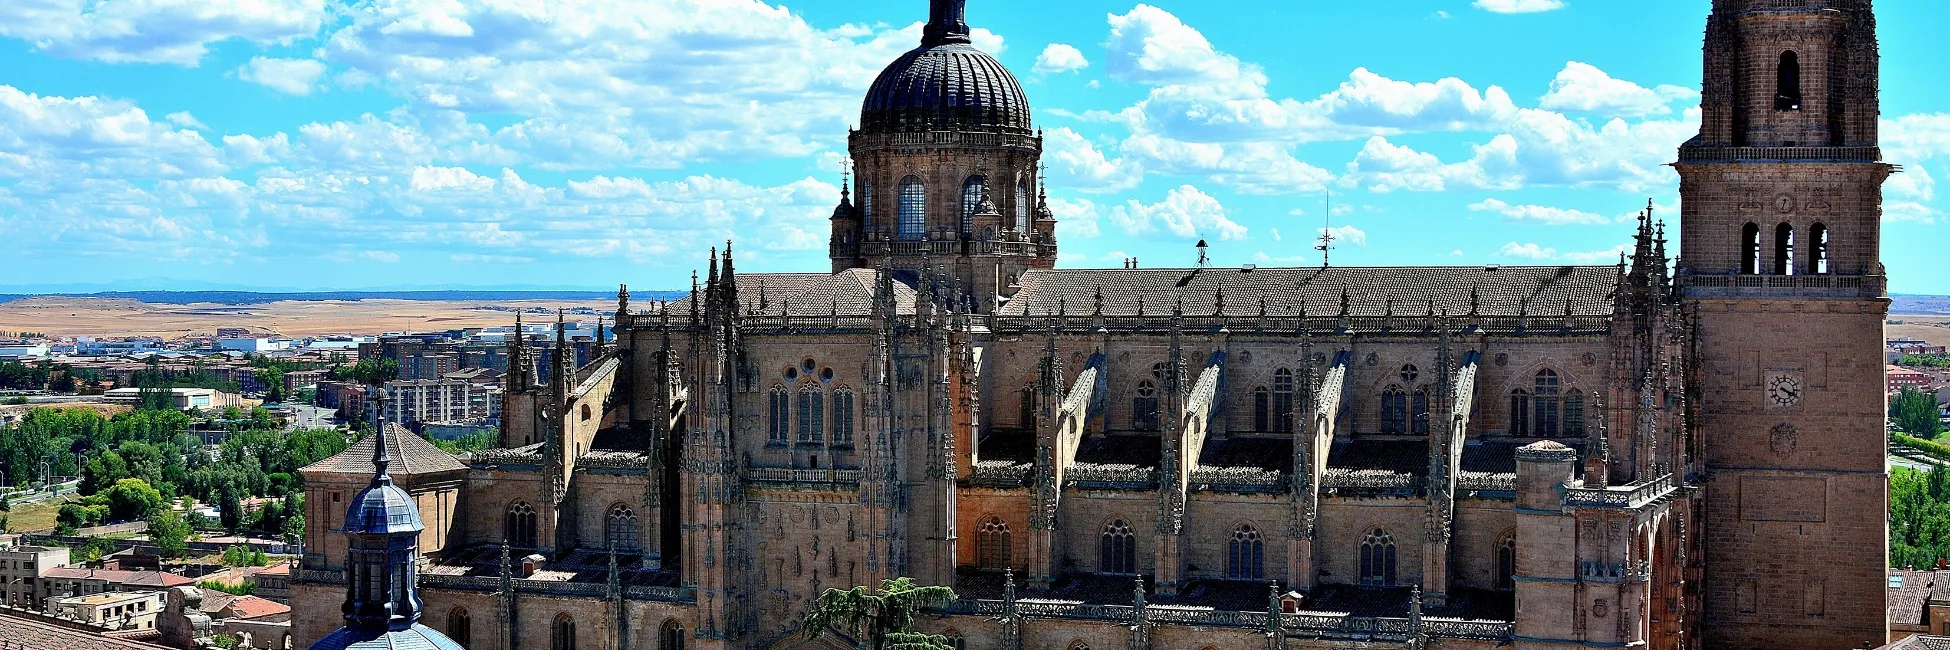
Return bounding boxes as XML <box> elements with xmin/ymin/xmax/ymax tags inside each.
<box><xmin>0</xmin><ymin>0</ymin><xmax>1944</xmax><ymax>293</ymax></box>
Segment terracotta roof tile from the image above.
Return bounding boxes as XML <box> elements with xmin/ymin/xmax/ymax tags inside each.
<box><xmin>221</xmin><ymin>595</ymin><xmax>290</xmax><ymax>620</ymax></box>
<box><xmin>0</xmin><ymin>612</ymin><xmax>173</xmax><ymax>650</ymax></box>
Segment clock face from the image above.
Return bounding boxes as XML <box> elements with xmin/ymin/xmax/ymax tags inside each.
<box><xmin>1765</xmin><ymin>371</ymin><xmax>1804</xmax><ymax>409</ymax></box>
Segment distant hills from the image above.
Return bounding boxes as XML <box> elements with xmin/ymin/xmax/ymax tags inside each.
<box><xmin>1893</xmin><ymin>295</ymin><xmax>1950</xmax><ymax>315</ymax></box>
<box><xmin>0</xmin><ymin>290</ymin><xmax>688</xmax><ymax>306</ymax></box>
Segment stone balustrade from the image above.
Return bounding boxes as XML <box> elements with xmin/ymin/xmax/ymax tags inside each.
<box><xmin>1563</xmin><ymin>473</ymin><xmax>1676</xmax><ymax>509</ymax></box>
<box><xmin>933</xmin><ymin>598</ymin><xmax>1511</xmax><ymax>641</ymax></box>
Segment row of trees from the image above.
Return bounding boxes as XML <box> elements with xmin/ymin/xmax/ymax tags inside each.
<box><xmin>1896</xmin><ymin>354</ymin><xmax>1950</xmax><ymax>369</ymax></box>
<box><xmin>0</xmin><ymin>360</ymin><xmax>97</xmax><ymax>392</ymax></box>
<box><xmin>1893</xmin><ymin>387</ymin><xmax>1945</xmax><ymax>439</ymax></box>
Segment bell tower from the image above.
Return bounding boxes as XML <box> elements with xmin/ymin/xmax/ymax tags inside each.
<box><xmin>1677</xmin><ymin>1</ymin><xmax>1890</xmax><ymax>648</ymax></box>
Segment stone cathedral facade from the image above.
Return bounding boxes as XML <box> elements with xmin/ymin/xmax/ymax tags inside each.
<box><xmin>291</xmin><ymin>1</ymin><xmax>1893</xmax><ymax>649</ymax></box>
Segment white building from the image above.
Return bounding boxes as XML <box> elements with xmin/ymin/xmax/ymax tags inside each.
<box><xmin>383</xmin><ymin>378</ymin><xmax>487</xmax><ymax>425</ymax></box>
<box><xmin>49</xmin><ymin>590</ymin><xmax>166</xmax><ymax>630</ymax></box>
<box><xmin>0</xmin><ymin>342</ymin><xmax>50</xmax><ymax>360</ymax></box>
<box><xmin>0</xmin><ymin>543</ymin><xmax>69</xmax><ymax>610</ymax></box>
<box><xmin>217</xmin><ymin>338</ymin><xmax>291</xmax><ymax>353</ymax></box>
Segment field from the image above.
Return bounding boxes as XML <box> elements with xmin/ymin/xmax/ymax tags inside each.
<box><xmin>4</xmin><ymin>495</ymin><xmax>75</xmax><ymax>533</ymax></box>
<box><xmin>1891</xmin><ymin>315</ymin><xmax>1950</xmax><ymax>349</ymax></box>
<box><xmin>0</xmin><ymin>297</ymin><xmax>615</xmax><ymax>339</ymax></box>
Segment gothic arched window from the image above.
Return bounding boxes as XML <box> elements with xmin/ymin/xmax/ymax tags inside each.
<box><xmin>1810</xmin><ymin>222</ymin><xmax>1829</xmax><ymax>274</ymax></box>
<box><xmin>1509</xmin><ymin>389</ymin><xmax>1530</xmax><ymax>436</ymax></box>
<box><xmin>1413</xmin><ymin>387</ymin><xmax>1432</xmax><ymax>436</ymax></box>
<box><xmin>1775</xmin><ymin>223</ymin><xmax>1796</xmax><ymax>276</ymax></box>
<box><xmin>897</xmin><ymin>176</ymin><xmax>926</xmax><ymax>240</ymax></box>
<box><xmin>1359</xmin><ymin>528</ymin><xmax>1397</xmax><ymax>586</ymax></box>
<box><xmin>1068</xmin><ymin>642</ymin><xmax>1091</xmax><ymax>650</ymax></box>
<box><xmin>1564</xmin><ymin>390</ymin><xmax>1586</xmax><ymax>436</ymax></box>
<box><xmin>506</xmin><ymin>501</ymin><xmax>537</xmax><ymax>548</ymax></box>
<box><xmin>978</xmin><ymin>517</ymin><xmax>1011</xmax><ymax>570</ymax></box>
<box><xmin>1534</xmin><ymin>370</ymin><xmax>1561</xmax><ymax>437</ymax></box>
<box><xmin>768</xmin><ymin>386</ymin><xmax>789</xmax><ymax>444</ymax></box>
<box><xmin>1497</xmin><ymin>533</ymin><xmax>1518</xmax><ymax>590</ymax></box>
<box><xmin>831</xmin><ymin>389</ymin><xmax>855</xmax><ymax>445</ymax></box>
<box><xmin>1252</xmin><ymin>386</ymin><xmax>1270</xmax><ymax>432</ymax></box>
<box><xmin>1742</xmin><ymin>223</ymin><xmax>1761</xmax><ymax>274</ymax></box>
<box><xmin>1776</xmin><ymin>50</ymin><xmax>1802</xmax><ymax>111</ymax></box>
<box><xmin>1101</xmin><ymin>520</ymin><xmax>1137</xmax><ymax>574</ymax></box>
<box><xmin>1015</xmin><ymin>180</ymin><xmax>1032</xmax><ymax>231</ymax></box>
<box><xmin>1133</xmin><ymin>381</ymin><xmax>1160</xmax><ymax>432</ymax></box>
<box><xmin>550</xmin><ymin>614</ymin><xmax>576</xmax><ymax>650</ymax></box>
<box><xmin>660</xmin><ymin>619</ymin><xmax>686</xmax><ymax>650</ymax></box>
<box><xmin>1227</xmin><ymin>523</ymin><xmax>1264</xmax><ymax>580</ymax></box>
<box><xmin>606</xmin><ymin>504</ymin><xmax>640</xmax><ymax>552</ymax></box>
<box><xmin>1380</xmin><ymin>386</ymin><xmax>1407</xmax><ymax>435</ymax></box>
<box><xmin>447</xmin><ymin>608</ymin><xmax>471</xmax><ymax>648</ymax></box>
<box><xmin>797</xmin><ymin>387</ymin><xmax>824</xmax><ymax>444</ymax></box>
<box><xmin>945</xmin><ymin>631</ymin><xmax>966</xmax><ymax>650</ymax></box>
<box><xmin>1272</xmin><ymin>368</ymin><xmax>1295</xmax><ymax>433</ymax></box>
<box><xmin>960</xmin><ymin>176</ymin><xmax>986</xmax><ymax>236</ymax></box>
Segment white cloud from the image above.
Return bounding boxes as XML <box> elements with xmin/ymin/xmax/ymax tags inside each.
<box><xmin>1120</xmin><ymin>135</ymin><xmax>1333</xmax><ymax>194</ymax></box>
<box><xmin>1539</xmin><ymin>62</ymin><xmax>1696</xmax><ymax>117</ymax></box>
<box><xmin>1563</xmin><ymin>245</ymin><xmax>1630</xmax><ymax>265</ymax></box>
<box><xmin>1049</xmin><ymin>197</ymin><xmax>1102</xmax><ymax>239</ymax></box>
<box><xmin>1320</xmin><ymin>224</ymin><xmax>1367</xmax><ymax>246</ymax></box>
<box><xmin>1499</xmin><ymin>242</ymin><xmax>1558</xmax><ymax>259</ymax></box>
<box><xmin>1106</xmin><ymin>185</ymin><xmax>1247</xmax><ymax>241</ymax></box>
<box><xmin>1043</xmin><ymin>128</ymin><xmax>1142</xmax><ymax>193</ymax></box>
<box><xmin>1467</xmin><ymin>198</ymin><xmax>1614</xmax><ymax>225</ymax></box>
<box><xmin>1034</xmin><ymin>44</ymin><xmax>1089</xmax><ymax>74</ymax></box>
<box><xmin>1343</xmin><ymin>107</ymin><xmax>1698</xmax><ymax>193</ymax></box>
<box><xmin>237</xmin><ymin>57</ymin><xmax>328</xmax><ymax>96</ymax></box>
<box><xmin>1473</xmin><ymin>0</ymin><xmax>1567</xmax><ymax>14</ymax></box>
<box><xmin>0</xmin><ymin>0</ymin><xmax>327</xmax><ymax>66</ymax></box>
<box><xmin>1105</xmin><ymin>5</ymin><xmax>1254</xmax><ymax>90</ymax></box>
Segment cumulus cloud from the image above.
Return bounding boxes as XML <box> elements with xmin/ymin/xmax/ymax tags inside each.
<box><xmin>1343</xmin><ymin>107</ymin><xmax>1698</xmax><ymax>193</ymax></box>
<box><xmin>1467</xmin><ymin>198</ymin><xmax>1614</xmax><ymax>225</ymax></box>
<box><xmin>0</xmin><ymin>0</ymin><xmax>327</xmax><ymax>65</ymax></box>
<box><xmin>1539</xmin><ymin>62</ymin><xmax>1697</xmax><ymax>117</ymax></box>
<box><xmin>1499</xmin><ymin>242</ymin><xmax>1558</xmax><ymax>259</ymax></box>
<box><xmin>1106</xmin><ymin>185</ymin><xmax>1247</xmax><ymax>240</ymax></box>
<box><xmin>1473</xmin><ymin>0</ymin><xmax>1567</xmax><ymax>14</ymax></box>
<box><xmin>237</xmin><ymin>57</ymin><xmax>328</xmax><ymax>96</ymax></box>
<box><xmin>1049</xmin><ymin>197</ymin><xmax>1102</xmax><ymax>239</ymax></box>
<box><xmin>1043</xmin><ymin>128</ymin><xmax>1143</xmax><ymax>193</ymax></box>
<box><xmin>1105</xmin><ymin>5</ymin><xmax>1254</xmax><ymax>90</ymax></box>
<box><xmin>1034</xmin><ymin>44</ymin><xmax>1089</xmax><ymax>74</ymax></box>
<box><xmin>1320</xmin><ymin>224</ymin><xmax>1367</xmax><ymax>246</ymax></box>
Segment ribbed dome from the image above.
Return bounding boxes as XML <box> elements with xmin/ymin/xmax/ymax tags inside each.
<box><xmin>860</xmin><ymin>1</ymin><xmax>1031</xmax><ymax>134</ymax></box>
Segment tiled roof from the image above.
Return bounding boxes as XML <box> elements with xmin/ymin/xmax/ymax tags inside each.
<box><xmin>1885</xmin><ymin>635</ymin><xmax>1950</xmax><ymax>650</ymax></box>
<box><xmin>220</xmin><ymin>595</ymin><xmax>290</xmax><ymax>620</ymax></box>
<box><xmin>41</xmin><ymin>568</ymin><xmax>193</xmax><ymax>588</ymax></box>
<box><xmin>0</xmin><ymin>612</ymin><xmax>173</xmax><ymax>650</ymax></box>
<box><xmin>1001</xmin><ymin>265</ymin><xmax>1615</xmax><ymax>318</ymax></box>
<box><xmin>951</xmin><ymin>571</ymin><xmax>1512</xmax><ymax>622</ymax></box>
<box><xmin>300</xmin><ymin>424</ymin><xmax>464</xmax><ymax>477</ymax></box>
<box><xmin>656</xmin><ymin>269</ymin><xmax>921</xmax><ymax>319</ymax></box>
<box><xmin>1892</xmin><ymin>570</ymin><xmax>1937</xmax><ymax>626</ymax></box>
<box><xmin>196</xmin><ymin>589</ymin><xmax>239</xmax><ymax>614</ymax></box>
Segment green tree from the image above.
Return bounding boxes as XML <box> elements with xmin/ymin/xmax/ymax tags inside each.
<box><xmin>799</xmin><ymin>577</ymin><xmax>957</xmax><ymax>650</ymax></box>
<box><xmin>1893</xmin><ymin>387</ymin><xmax>1945</xmax><ymax>439</ymax></box>
<box><xmin>219</xmin><ymin>490</ymin><xmax>243</xmax><ymax>532</ymax></box>
<box><xmin>104</xmin><ymin>478</ymin><xmax>165</xmax><ymax>521</ymax></box>
<box><xmin>147</xmin><ymin>510</ymin><xmax>192</xmax><ymax>559</ymax></box>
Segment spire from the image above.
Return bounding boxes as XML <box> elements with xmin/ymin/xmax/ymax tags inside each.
<box><xmin>371</xmin><ymin>419</ymin><xmax>393</xmax><ymax>485</ymax></box>
<box><xmin>922</xmin><ymin>0</ymin><xmax>972</xmax><ymax>47</ymax></box>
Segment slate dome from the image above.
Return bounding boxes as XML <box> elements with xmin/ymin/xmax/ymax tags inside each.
<box><xmin>859</xmin><ymin>0</ymin><xmax>1031</xmax><ymax>134</ymax></box>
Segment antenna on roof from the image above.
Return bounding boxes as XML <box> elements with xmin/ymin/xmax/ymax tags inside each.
<box><xmin>1315</xmin><ymin>190</ymin><xmax>1336</xmax><ymax>268</ymax></box>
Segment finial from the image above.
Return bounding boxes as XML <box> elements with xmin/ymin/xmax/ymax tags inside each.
<box><xmin>371</xmin><ymin>414</ymin><xmax>393</xmax><ymax>484</ymax></box>
<box><xmin>922</xmin><ymin>0</ymin><xmax>972</xmax><ymax>47</ymax></box>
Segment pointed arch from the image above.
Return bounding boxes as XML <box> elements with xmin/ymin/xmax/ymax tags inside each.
<box><xmin>550</xmin><ymin>613</ymin><xmax>576</xmax><ymax>650</ymax></box>
<box><xmin>1101</xmin><ymin>519</ymin><xmax>1137</xmax><ymax>574</ymax></box>
<box><xmin>1359</xmin><ymin>527</ymin><xmax>1397</xmax><ymax>586</ymax></box>
<box><xmin>1380</xmin><ymin>385</ymin><xmax>1407</xmax><ymax>435</ymax></box>
<box><xmin>768</xmin><ymin>385</ymin><xmax>790</xmax><ymax>444</ymax></box>
<box><xmin>606</xmin><ymin>503</ymin><xmax>640</xmax><ymax>552</ymax></box>
<box><xmin>1496</xmin><ymin>532</ymin><xmax>1518</xmax><ymax>591</ymax></box>
<box><xmin>1564</xmin><ymin>389</ymin><xmax>1586</xmax><ymax>436</ymax></box>
<box><xmin>831</xmin><ymin>388</ymin><xmax>856</xmax><ymax>445</ymax></box>
<box><xmin>1227</xmin><ymin>522</ymin><xmax>1265</xmax><ymax>580</ymax></box>
<box><xmin>506</xmin><ymin>501</ymin><xmax>537</xmax><ymax>548</ymax></box>
<box><xmin>1019</xmin><ymin>385</ymin><xmax>1037</xmax><ymax>431</ymax></box>
<box><xmin>1133</xmin><ymin>380</ymin><xmax>1160</xmax><ymax>432</ymax></box>
<box><xmin>1533</xmin><ymin>369</ymin><xmax>1561</xmax><ymax>436</ymax></box>
<box><xmin>977</xmin><ymin>516</ymin><xmax>1011</xmax><ymax>570</ymax></box>
<box><xmin>1509</xmin><ymin>389</ymin><xmax>1530</xmax><ymax>436</ymax></box>
<box><xmin>797</xmin><ymin>385</ymin><xmax>824</xmax><ymax>444</ymax></box>
<box><xmin>446</xmin><ymin>607</ymin><xmax>471</xmax><ymax>648</ymax></box>
<box><xmin>660</xmin><ymin>618</ymin><xmax>686</xmax><ymax>650</ymax></box>
<box><xmin>1411</xmin><ymin>387</ymin><xmax>1431</xmax><ymax>436</ymax></box>
<box><xmin>1271</xmin><ymin>368</ymin><xmax>1295</xmax><ymax>432</ymax></box>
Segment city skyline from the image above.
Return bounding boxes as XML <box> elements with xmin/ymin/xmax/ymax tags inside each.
<box><xmin>0</xmin><ymin>0</ymin><xmax>1942</xmax><ymax>292</ymax></box>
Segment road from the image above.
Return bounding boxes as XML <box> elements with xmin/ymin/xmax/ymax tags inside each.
<box><xmin>286</xmin><ymin>404</ymin><xmax>340</xmax><ymax>430</ymax></box>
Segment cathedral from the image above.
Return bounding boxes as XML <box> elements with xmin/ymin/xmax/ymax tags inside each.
<box><xmin>292</xmin><ymin>1</ymin><xmax>1893</xmax><ymax>648</ymax></box>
